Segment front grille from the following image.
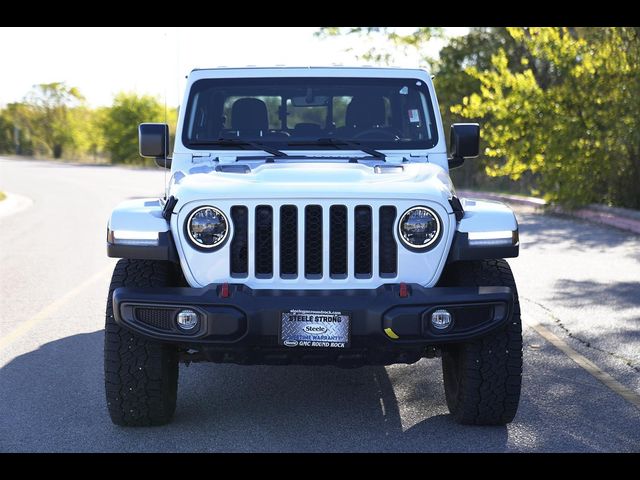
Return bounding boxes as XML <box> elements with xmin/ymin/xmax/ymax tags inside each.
<box><xmin>354</xmin><ymin>206</ymin><xmax>372</xmax><ymax>277</ymax></box>
<box><xmin>379</xmin><ymin>206</ymin><xmax>397</xmax><ymax>276</ymax></box>
<box><xmin>230</xmin><ymin>206</ymin><xmax>248</xmax><ymax>276</ymax></box>
<box><xmin>280</xmin><ymin>205</ymin><xmax>298</xmax><ymax>277</ymax></box>
<box><xmin>135</xmin><ymin>307</ymin><xmax>174</xmax><ymax>331</ymax></box>
<box><xmin>330</xmin><ymin>205</ymin><xmax>348</xmax><ymax>278</ymax></box>
<box><xmin>229</xmin><ymin>203</ymin><xmax>398</xmax><ymax>281</ymax></box>
<box><xmin>255</xmin><ymin>205</ymin><xmax>273</xmax><ymax>277</ymax></box>
<box><xmin>304</xmin><ymin>205</ymin><xmax>323</xmax><ymax>278</ymax></box>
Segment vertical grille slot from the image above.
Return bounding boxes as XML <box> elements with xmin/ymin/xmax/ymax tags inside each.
<box><xmin>379</xmin><ymin>206</ymin><xmax>397</xmax><ymax>276</ymax></box>
<box><xmin>354</xmin><ymin>206</ymin><xmax>372</xmax><ymax>278</ymax></box>
<box><xmin>280</xmin><ymin>205</ymin><xmax>298</xmax><ymax>277</ymax></box>
<box><xmin>304</xmin><ymin>205</ymin><xmax>323</xmax><ymax>278</ymax></box>
<box><xmin>330</xmin><ymin>205</ymin><xmax>348</xmax><ymax>278</ymax></box>
<box><xmin>230</xmin><ymin>206</ymin><xmax>248</xmax><ymax>277</ymax></box>
<box><xmin>255</xmin><ymin>205</ymin><xmax>273</xmax><ymax>277</ymax></box>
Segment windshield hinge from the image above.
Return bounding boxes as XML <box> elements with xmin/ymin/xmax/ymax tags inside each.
<box><xmin>191</xmin><ymin>152</ymin><xmax>213</xmax><ymax>163</ymax></box>
<box><xmin>217</xmin><ymin>155</ymin><xmax>237</xmax><ymax>164</ymax></box>
<box><xmin>385</xmin><ymin>155</ymin><xmax>405</xmax><ymax>164</ymax></box>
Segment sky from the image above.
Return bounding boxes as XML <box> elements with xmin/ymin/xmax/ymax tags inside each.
<box><xmin>0</xmin><ymin>27</ymin><xmax>468</xmax><ymax>108</ymax></box>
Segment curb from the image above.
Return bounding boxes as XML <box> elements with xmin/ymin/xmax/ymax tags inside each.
<box><xmin>458</xmin><ymin>189</ymin><xmax>640</xmax><ymax>235</ymax></box>
<box><xmin>0</xmin><ymin>192</ymin><xmax>33</xmax><ymax>219</ymax></box>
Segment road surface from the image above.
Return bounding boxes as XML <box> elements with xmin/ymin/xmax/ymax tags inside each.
<box><xmin>1</xmin><ymin>157</ymin><xmax>639</xmax><ymax>452</ymax></box>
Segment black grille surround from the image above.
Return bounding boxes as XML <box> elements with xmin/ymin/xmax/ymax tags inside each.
<box><xmin>228</xmin><ymin>203</ymin><xmax>399</xmax><ymax>280</ymax></box>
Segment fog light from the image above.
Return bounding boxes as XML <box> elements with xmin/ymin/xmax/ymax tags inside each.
<box><xmin>176</xmin><ymin>309</ymin><xmax>199</xmax><ymax>331</ymax></box>
<box><xmin>431</xmin><ymin>309</ymin><xmax>453</xmax><ymax>330</ymax></box>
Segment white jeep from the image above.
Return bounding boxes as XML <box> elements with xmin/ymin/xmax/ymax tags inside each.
<box><xmin>105</xmin><ymin>67</ymin><xmax>522</xmax><ymax>427</ymax></box>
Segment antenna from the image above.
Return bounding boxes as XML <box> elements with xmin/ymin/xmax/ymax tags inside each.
<box><xmin>163</xmin><ymin>31</ymin><xmax>169</xmax><ymax>200</ymax></box>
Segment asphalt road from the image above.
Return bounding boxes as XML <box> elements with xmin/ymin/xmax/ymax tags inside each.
<box><xmin>1</xmin><ymin>157</ymin><xmax>639</xmax><ymax>452</ymax></box>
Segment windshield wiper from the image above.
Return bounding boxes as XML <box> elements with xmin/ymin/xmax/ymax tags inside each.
<box><xmin>287</xmin><ymin>138</ymin><xmax>386</xmax><ymax>160</ymax></box>
<box><xmin>189</xmin><ymin>139</ymin><xmax>288</xmax><ymax>157</ymax></box>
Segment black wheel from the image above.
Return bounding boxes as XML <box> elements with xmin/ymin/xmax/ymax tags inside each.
<box><xmin>439</xmin><ymin>259</ymin><xmax>522</xmax><ymax>425</ymax></box>
<box><xmin>104</xmin><ymin>259</ymin><xmax>179</xmax><ymax>426</ymax></box>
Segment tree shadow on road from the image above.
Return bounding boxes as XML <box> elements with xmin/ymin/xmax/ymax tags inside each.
<box><xmin>551</xmin><ymin>278</ymin><xmax>640</xmax><ymax>311</ymax></box>
<box><xmin>517</xmin><ymin>211</ymin><xmax>640</xmax><ymax>258</ymax></box>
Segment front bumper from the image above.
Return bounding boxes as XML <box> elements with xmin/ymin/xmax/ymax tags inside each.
<box><xmin>112</xmin><ymin>284</ymin><xmax>513</xmax><ymax>365</ymax></box>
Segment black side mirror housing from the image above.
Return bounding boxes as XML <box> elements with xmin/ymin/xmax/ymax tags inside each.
<box><xmin>139</xmin><ymin>123</ymin><xmax>171</xmax><ymax>168</ymax></box>
<box><xmin>448</xmin><ymin>123</ymin><xmax>480</xmax><ymax>169</ymax></box>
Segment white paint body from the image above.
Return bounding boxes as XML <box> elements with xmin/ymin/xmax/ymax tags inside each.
<box><xmin>107</xmin><ymin>67</ymin><xmax>518</xmax><ymax>289</ymax></box>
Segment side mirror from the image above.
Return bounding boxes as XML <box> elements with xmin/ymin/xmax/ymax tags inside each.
<box><xmin>139</xmin><ymin>123</ymin><xmax>171</xmax><ymax>168</ymax></box>
<box><xmin>448</xmin><ymin>123</ymin><xmax>480</xmax><ymax>169</ymax></box>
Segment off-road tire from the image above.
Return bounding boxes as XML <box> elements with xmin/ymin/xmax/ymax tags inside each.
<box><xmin>104</xmin><ymin>259</ymin><xmax>179</xmax><ymax>426</ymax></box>
<box><xmin>439</xmin><ymin>259</ymin><xmax>522</xmax><ymax>425</ymax></box>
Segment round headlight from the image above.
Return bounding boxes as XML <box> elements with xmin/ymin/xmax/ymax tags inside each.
<box><xmin>187</xmin><ymin>206</ymin><xmax>229</xmax><ymax>249</ymax></box>
<box><xmin>398</xmin><ymin>206</ymin><xmax>441</xmax><ymax>249</ymax></box>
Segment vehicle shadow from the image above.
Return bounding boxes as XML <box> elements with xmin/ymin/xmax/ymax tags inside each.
<box><xmin>0</xmin><ymin>330</ymin><xmax>510</xmax><ymax>452</ymax></box>
<box><xmin>6</xmin><ymin>329</ymin><xmax>640</xmax><ymax>452</ymax></box>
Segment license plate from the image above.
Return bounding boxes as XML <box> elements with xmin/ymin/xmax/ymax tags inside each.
<box><xmin>280</xmin><ymin>309</ymin><xmax>350</xmax><ymax>348</ymax></box>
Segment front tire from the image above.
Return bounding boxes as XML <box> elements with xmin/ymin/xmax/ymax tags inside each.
<box><xmin>439</xmin><ymin>259</ymin><xmax>523</xmax><ymax>425</ymax></box>
<box><xmin>104</xmin><ymin>259</ymin><xmax>179</xmax><ymax>426</ymax></box>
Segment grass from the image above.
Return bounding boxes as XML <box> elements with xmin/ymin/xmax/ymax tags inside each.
<box><xmin>0</xmin><ymin>191</ymin><xmax>5</xmax><ymax>202</ymax></box>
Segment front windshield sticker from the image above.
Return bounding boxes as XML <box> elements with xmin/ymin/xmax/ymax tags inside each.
<box><xmin>399</xmin><ymin>86</ymin><xmax>408</xmax><ymax>95</ymax></box>
<box><xmin>408</xmin><ymin>109</ymin><xmax>420</xmax><ymax>123</ymax></box>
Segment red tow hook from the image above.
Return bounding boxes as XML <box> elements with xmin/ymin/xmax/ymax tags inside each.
<box><xmin>219</xmin><ymin>282</ymin><xmax>230</xmax><ymax>298</ymax></box>
<box><xmin>399</xmin><ymin>282</ymin><xmax>410</xmax><ymax>298</ymax></box>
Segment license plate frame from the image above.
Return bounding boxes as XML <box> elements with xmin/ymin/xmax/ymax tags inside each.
<box><xmin>279</xmin><ymin>309</ymin><xmax>351</xmax><ymax>348</ymax></box>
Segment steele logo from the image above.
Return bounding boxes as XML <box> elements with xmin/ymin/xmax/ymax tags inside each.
<box><xmin>283</xmin><ymin>340</ymin><xmax>298</xmax><ymax>347</ymax></box>
<box><xmin>303</xmin><ymin>325</ymin><xmax>328</xmax><ymax>334</ymax></box>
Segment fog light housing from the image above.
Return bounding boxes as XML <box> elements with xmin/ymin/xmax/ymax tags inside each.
<box><xmin>176</xmin><ymin>309</ymin><xmax>199</xmax><ymax>331</ymax></box>
<box><xmin>431</xmin><ymin>309</ymin><xmax>453</xmax><ymax>330</ymax></box>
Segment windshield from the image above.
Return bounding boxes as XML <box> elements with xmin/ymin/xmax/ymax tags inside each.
<box><xmin>182</xmin><ymin>77</ymin><xmax>438</xmax><ymax>150</ymax></box>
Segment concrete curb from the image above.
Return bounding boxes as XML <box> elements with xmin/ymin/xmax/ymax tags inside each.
<box><xmin>0</xmin><ymin>192</ymin><xmax>33</xmax><ymax>219</ymax></box>
<box><xmin>458</xmin><ymin>189</ymin><xmax>640</xmax><ymax>235</ymax></box>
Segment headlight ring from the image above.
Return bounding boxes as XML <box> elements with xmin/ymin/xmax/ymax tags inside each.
<box><xmin>398</xmin><ymin>206</ymin><xmax>441</xmax><ymax>250</ymax></box>
<box><xmin>186</xmin><ymin>206</ymin><xmax>229</xmax><ymax>249</ymax></box>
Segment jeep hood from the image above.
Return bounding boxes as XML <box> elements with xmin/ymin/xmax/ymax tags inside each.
<box><xmin>169</xmin><ymin>161</ymin><xmax>455</xmax><ymax>207</ymax></box>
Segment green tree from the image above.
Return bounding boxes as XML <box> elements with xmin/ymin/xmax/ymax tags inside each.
<box><xmin>453</xmin><ymin>27</ymin><xmax>640</xmax><ymax>208</ymax></box>
<box><xmin>21</xmin><ymin>82</ymin><xmax>85</xmax><ymax>158</ymax></box>
<box><xmin>101</xmin><ymin>93</ymin><xmax>166</xmax><ymax>164</ymax></box>
<box><xmin>2</xmin><ymin>102</ymin><xmax>36</xmax><ymax>156</ymax></box>
<box><xmin>317</xmin><ymin>27</ymin><xmax>443</xmax><ymax>67</ymax></box>
<box><xmin>0</xmin><ymin>109</ymin><xmax>14</xmax><ymax>153</ymax></box>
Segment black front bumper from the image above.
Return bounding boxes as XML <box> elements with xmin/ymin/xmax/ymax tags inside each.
<box><xmin>112</xmin><ymin>283</ymin><xmax>513</xmax><ymax>365</ymax></box>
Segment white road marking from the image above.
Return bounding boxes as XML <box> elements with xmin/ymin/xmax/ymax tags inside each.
<box><xmin>527</xmin><ymin>320</ymin><xmax>640</xmax><ymax>410</ymax></box>
<box><xmin>0</xmin><ymin>265</ymin><xmax>113</xmax><ymax>352</ymax></box>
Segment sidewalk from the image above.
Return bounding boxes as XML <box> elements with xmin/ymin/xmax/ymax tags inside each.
<box><xmin>458</xmin><ymin>189</ymin><xmax>640</xmax><ymax>235</ymax></box>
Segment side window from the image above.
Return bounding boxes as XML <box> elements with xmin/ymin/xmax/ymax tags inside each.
<box><xmin>222</xmin><ymin>96</ymin><xmax>281</xmax><ymax>130</ymax></box>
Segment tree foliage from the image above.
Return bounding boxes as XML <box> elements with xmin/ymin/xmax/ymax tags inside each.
<box><xmin>319</xmin><ymin>26</ymin><xmax>640</xmax><ymax>209</ymax></box>
<box><xmin>22</xmin><ymin>82</ymin><xmax>85</xmax><ymax>158</ymax></box>
<box><xmin>317</xmin><ymin>27</ymin><xmax>443</xmax><ymax>67</ymax></box>
<box><xmin>101</xmin><ymin>93</ymin><xmax>168</xmax><ymax>164</ymax></box>
<box><xmin>452</xmin><ymin>27</ymin><xmax>640</xmax><ymax>208</ymax></box>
